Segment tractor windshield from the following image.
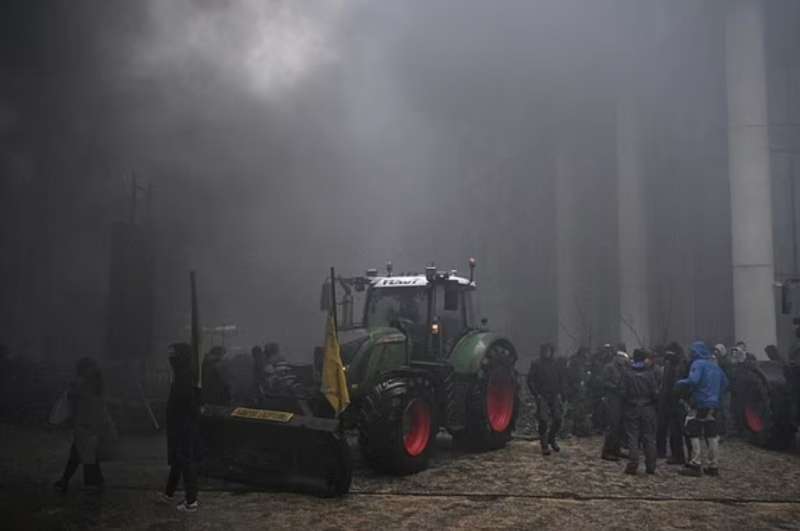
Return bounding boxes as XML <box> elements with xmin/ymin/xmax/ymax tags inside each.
<box><xmin>365</xmin><ymin>287</ymin><xmax>429</xmax><ymax>329</ymax></box>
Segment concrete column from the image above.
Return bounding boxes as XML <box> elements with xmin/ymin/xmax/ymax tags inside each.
<box><xmin>556</xmin><ymin>136</ymin><xmax>582</xmax><ymax>354</ymax></box>
<box><xmin>725</xmin><ymin>0</ymin><xmax>776</xmax><ymax>357</ymax></box>
<box><xmin>617</xmin><ymin>95</ymin><xmax>650</xmax><ymax>349</ymax></box>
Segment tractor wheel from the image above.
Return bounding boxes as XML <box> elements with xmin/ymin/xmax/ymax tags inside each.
<box><xmin>358</xmin><ymin>376</ymin><xmax>437</xmax><ymax>475</ymax></box>
<box><xmin>733</xmin><ymin>361</ymin><xmax>797</xmax><ymax>450</ymax></box>
<box><xmin>456</xmin><ymin>342</ymin><xmax>518</xmax><ymax>451</ymax></box>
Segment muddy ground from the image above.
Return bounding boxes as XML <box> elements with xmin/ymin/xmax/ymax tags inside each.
<box><xmin>2</xmin><ymin>420</ymin><xmax>800</xmax><ymax>530</ymax></box>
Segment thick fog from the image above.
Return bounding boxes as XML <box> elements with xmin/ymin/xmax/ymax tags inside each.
<box><xmin>5</xmin><ymin>1</ymin><xmax>797</xmax><ymax>364</ymax></box>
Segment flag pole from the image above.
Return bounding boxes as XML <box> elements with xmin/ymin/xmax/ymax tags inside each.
<box><xmin>330</xmin><ymin>267</ymin><xmax>338</xmax><ymax>339</ymax></box>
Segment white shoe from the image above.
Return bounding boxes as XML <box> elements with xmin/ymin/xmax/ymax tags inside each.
<box><xmin>176</xmin><ymin>500</ymin><xmax>198</xmax><ymax>513</ymax></box>
<box><xmin>156</xmin><ymin>492</ymin><xmax>175</xmax><ymax>505</ymax></box>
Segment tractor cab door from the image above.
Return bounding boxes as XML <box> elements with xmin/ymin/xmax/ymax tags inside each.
<box><xmin>433</xmin><ymin>282</ymin><xmax>472</xmax><ymax>357</ymax></box>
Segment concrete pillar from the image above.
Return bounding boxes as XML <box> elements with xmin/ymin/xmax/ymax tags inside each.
<box><xmin>725</xmin><ymin>0</ymin><xmax>776</xmax><ymax>357</ymax></box>
<box><xmin>556</xmin><ymin>134</ymin><xmax>585</xmax><ymax>354</ymax></box>
<box><xmin>617</xmin><ymin>95</ymin><xmax>650</xmax><ymax>349</ymax></box>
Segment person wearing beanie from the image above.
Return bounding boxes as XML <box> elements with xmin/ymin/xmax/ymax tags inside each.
<box><xmin>620</xmin><ymin>349</ymin><xmax>660</xmax><ymax>475</ymax></box>
<box><xmin>600</xmin><ymin>345</ymin><xmax>631</xmax><ymax>461</ymax></box>
<box><xmin>675</xmin><ymin>341</ymin><xmax>728</xmax><ymax>477</ymax></box>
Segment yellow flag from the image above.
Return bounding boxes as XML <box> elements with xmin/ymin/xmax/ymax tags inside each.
<box><xmin>321</xmin><ymin>313</ymin><xmax>350</xmax><ymax>415</ymax></box>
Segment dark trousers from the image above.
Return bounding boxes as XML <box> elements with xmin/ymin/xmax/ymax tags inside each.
<box><xmin>602</xmin><ymin>395</ymin><xmax>624</xmax><ymax>455</ymax></box>
<box><xmin>668</xmin><ymin>407</ymin><xmax>687</xmax><ymax>462</ymax></box>
<box><xmin>61</xmin><ymin>443</ymin><xmax>104</xmax><ymax>486</ymax></box>
<box><xmin>656</xmin><ymin>405</ymin><xmax>668</xmax><ymax>456</ymax></box>
<box><xmin>536</xmin><ymin>394</ymin><xmax>563</xmax><ymax>446</ymax></box>
<box><xmin>165</xmin><ymin>463</ymin><xmax>198</xmax><ymax>504</ymax></box>
<box><xmin>624</xmin><ymin>404</ymin><xmax>657</xmax><ymax>471</ymax></box>
<box><xmin>657</xmin><ymin>402</ymin><xmax>686</xmax><ymax>462</ymax></box>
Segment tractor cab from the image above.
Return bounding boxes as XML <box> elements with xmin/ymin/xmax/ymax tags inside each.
<box><xmin>364</xmin><ymin>269</ymin><xmax>477</xmax><ymax>361</ymax></box>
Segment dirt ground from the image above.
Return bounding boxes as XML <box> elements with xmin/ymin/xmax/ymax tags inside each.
<box><xmin>2</xmin><ymin>422</ymin><xmax>800</xmax><ymax>530</ymax></box>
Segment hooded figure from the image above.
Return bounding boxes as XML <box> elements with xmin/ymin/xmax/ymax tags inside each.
<box><xmin>675</xmin><ymin>342</ymin><xmax>727</xmax><ymax>410</ymax></box>
<box><xmin>675</xmin><ymin>341</ymin><xmax>728</xmax><ymax>477</ymax></box>
<box><xmin>162</xmin><ymin>343</ymin><xmax>203</xmax><ymax>511</ymax></box>
<box><xmin>621</xmin><ymin>349</ymin><xmax>660</xmax><ymax>475</ymax></box>
<box><xmin>527</xmin><ymin>343</ymin><xmax>565</xmax><ymax>455</ymax></box>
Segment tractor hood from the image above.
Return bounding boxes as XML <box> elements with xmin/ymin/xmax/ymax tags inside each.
<box><xmin>344</xmin><ymin>326</ymin><xmax>408</xmax><ymax>394</ymax></box>
<box><xmin>338</xmin><ymin>327</ymin><xmax>371</xmax><ymax>365</ymax></box>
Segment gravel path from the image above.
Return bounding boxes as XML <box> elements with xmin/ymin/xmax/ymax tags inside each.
<box><xmin>2</xmin><ymin>423</ymin><xmax>799</xmax><ymax>530</ymax></box>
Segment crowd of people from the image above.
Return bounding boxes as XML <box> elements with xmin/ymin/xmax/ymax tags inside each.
<box><xmin>34</xmin><ymin>331</ymin><xmax>798</xmax><ymax>512</ymax></box>
<box><xmin>527</xmin><ymin>339</ymin><xmax>745</xmax><ymax>477</ymax></box>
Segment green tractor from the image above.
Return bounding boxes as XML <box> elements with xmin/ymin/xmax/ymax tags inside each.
<box><xmin>194</xmin><ymin>260</ymin><xmax>519</xmax><ymax>496</ymax></box>
<box><xmin>324</xmin><ymin>260</ymin><xmax>520</xmax><ymax>475</ymax></box>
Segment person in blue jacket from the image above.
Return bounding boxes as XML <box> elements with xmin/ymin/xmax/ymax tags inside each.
<box><xmin>674</xmin><ymin>341</ymin><xmax>729</xmax><ymax>477</ymax></box>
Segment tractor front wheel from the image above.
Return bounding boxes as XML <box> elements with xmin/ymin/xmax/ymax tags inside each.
<box><xmin>456</xmin><ymin>343</ymin><xmax>518</xmax><ymax>451</ymax></box>
<box><xmin>358</xmin><ymin>376</ymin><xmax>437</xmax><ymax>475</ymax></box>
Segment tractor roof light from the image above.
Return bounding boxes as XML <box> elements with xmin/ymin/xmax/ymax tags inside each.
<box><xmin>386</xmin><ymin>261</ymin><xmax>393</xmax><ymax>277</ymax></box>
<box><xmin>468</xmin><ymin>257</ymin><xmax>476</xmax><ymax>282</ymax></box>
<box><xmin>431</xmin><ymin>320</ymin><xmax>440</xmax><ymax>335</ymax></box>
<box><xmin>366</xmin><ymin>268</ymin><xmax>378</xmax><ymax>278</ymax></box>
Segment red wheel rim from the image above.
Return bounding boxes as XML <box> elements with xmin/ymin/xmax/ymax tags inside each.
<box><xmin>486</xmin><ymin>368</ymin><xmax>514</xmax><ymax>432</ymax></box>
<box><xmin>402</xmin><ymin>398</ymin><xmax>432</xmax><ymax>457</ymax></box>
<box><xmin>744</xmin><ymin>404</ymin><xmax>765</xmax><ymax>433</ymax></box>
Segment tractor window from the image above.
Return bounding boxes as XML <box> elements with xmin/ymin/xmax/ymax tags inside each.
<box><xmin>365</xmin><ymin>287</ymin><xmax>429</xmax><ymax>328</ymax></box>
<box><xmin>444</xmin><ymin>283</ymin><xmax>460</xmax><ymax>311</ymax></box>
<box><xmin>435</xmin><ymin>284</ymin><xmax>468</xmax><ymax>352</ymax></box>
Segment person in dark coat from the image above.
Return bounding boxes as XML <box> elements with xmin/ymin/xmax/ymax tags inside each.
<box><xmin>601</xmin><ymin>347</ymin><xmax>630</xmax><ymax>461</ymax></box>
<box><xmin>564</xmin><ymin>347</ymin><xmax>593</xmax><ymax>437</ymax></box>
<box><xmin>54</xmin><ymin>357</ymin><xmax>109</xmax><ymax>493</ymax></box>
<box><xmin>656</xmin><ymin>342</ymin><xmax>689</xmax><ymax>464</ymax></box>
<box><xmin>527</xmin><ymin>343</ymin><xmax>565</xmax><ymax>456</ymax></box>
<box><xmin>588</xmin><ymin>344</ymin><xmax>614</xmax><ymax>433</ymax></box>
<box><xmin>621</xmin><ymin>349</ymin><xmax>660</xmax><ymax>475</ymax></box>
<box><xmin>161</xmin><ymin>343</ymin><xmax>202</xmax><ymax>512</ymax></box>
